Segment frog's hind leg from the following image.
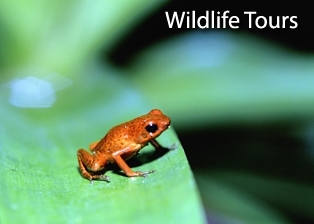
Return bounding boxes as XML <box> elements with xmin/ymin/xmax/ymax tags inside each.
<box><xmin>77</xmin><ymin>149</ymin><xmax>110</xmax><ymax>182</ymax></box>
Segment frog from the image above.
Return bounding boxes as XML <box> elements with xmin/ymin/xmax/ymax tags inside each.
<box><xmin>77</xmin><ymin>109</ymin><xmax>172</xmax><ymax>182</ymax></box>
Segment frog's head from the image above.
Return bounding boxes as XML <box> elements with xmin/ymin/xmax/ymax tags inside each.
<box><xmin>137</xmin><ymin>109</ymin><xmax>171</xmax><ymax>144</ymax></box>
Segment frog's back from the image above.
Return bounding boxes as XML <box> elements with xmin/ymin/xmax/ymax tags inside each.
<box><xmin>95</xmin><ymin>119</ymin><xmax>139</xmax><ymax>153</ymax></box>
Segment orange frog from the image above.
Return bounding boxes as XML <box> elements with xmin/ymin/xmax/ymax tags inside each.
<box><xmin>77</xmin><ymin>109</ymin><xmax>171</xmax><ymax>182</ymax></box>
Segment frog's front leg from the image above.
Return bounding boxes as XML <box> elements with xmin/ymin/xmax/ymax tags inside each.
<box><xmin>112</xmin><ymin>148</ymin><xmax>155</xmax><ymax>177</ymax></box>
<box><xmin>77</xmin><ymin>149</ymin><xmax>110</xmax><ymax>182</ymax></box>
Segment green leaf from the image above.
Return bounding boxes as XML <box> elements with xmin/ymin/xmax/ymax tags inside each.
<box><xmin>0</xmin><ymin>72</ymin><xmax>205</xmax><ymax>223</ymax></box>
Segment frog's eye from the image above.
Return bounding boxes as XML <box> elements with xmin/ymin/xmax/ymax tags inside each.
<box><xmin>145</xmin><ymin>123</ymin><xmax>158</xmax><ymax>133</ymax></box>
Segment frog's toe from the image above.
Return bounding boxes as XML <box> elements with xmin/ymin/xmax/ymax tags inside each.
<box><xmin>99</xmin><ymin>174</ymin><xmax>110</xmax><ymax>182</ymax></box>
<box><xmin>139</xmin><ymin>170</ymin><xmax>156</xmax><ymax>177</ymax></box>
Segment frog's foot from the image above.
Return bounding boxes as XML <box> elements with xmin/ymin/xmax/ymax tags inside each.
<box><xmin>99</xmin><ymin>174</ymin><xmax>110</xmax><ymax>182</ymax></box>
<box><xmin>133</xmin><ymin>170</ymin><xmax>156</xmax><ymax>178</ymax></box>
<box><xmin>89</xmin><ymin>174</ymin><xmax>110</xmax><ymax>184</ymax></box>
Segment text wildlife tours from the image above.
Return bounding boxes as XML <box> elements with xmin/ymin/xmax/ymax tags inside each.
<box><xmin>165</xmin><ymin>11</ymin><xmax>298</xmax><ymax>29</ymax></box>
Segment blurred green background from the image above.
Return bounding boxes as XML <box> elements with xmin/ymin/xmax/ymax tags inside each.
<box><xmin>1</xmin><ymin>1</ymin><xmax>314</xmax><ymax>223</ymax></box>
